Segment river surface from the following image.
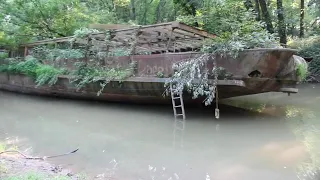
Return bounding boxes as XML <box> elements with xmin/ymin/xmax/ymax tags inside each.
<box><xmin>1</xmin><ymin>84</ymin><xmax>320</xmax><ymax>180</ymax></box>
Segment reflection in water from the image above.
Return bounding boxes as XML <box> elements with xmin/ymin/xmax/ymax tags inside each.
<box><xmin>0</xmin><ymin>84</ymin><xmax>320</xmax><ymax>179</ymax></box>
<box><xmin>222</xmin><ymin>84</ymin><xmax>320</xmax><ymax>180</ymax></box>
<box><xmin>172</xmin><ymin>116</ymin><xmax>185</xmax><ymax>149</ymax></box>
<box><xmin>284</xmin><ymin>106</ymin><xmax>320</xmax><ymax>180</ymax></box>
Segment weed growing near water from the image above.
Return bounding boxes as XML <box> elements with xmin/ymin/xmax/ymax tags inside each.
<box><xmin>296</xmin><ymin>63</ymin><xmax>309</xmax><ymax>81</ymax></box>
<box><xmin>288</xmin><ymin>36</ymin><xmax>319</xmax><ymax>80</ymax></box>
<box><xmin>0</xmin><ymin>56</ymin><xmax>66</xmax><ymax>87</ymax></box>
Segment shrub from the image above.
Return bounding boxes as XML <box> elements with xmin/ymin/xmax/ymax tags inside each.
<box><xmin>0</xmin><ymin>56</ymin><xmax>66</xmax><ymax>87</ymax></box>
<box><xmin>288</xmin><ymin>36</ymin><xmax>320</xmax><ymax>78</ymax></box>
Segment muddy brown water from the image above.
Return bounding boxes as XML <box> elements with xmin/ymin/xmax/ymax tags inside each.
<box><xmin>0</xmin><ymin>84</ymin><xmax>320</xmax><ymax>180</ymax></box>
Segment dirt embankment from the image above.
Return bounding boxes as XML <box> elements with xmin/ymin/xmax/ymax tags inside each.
<box><xmin>0</xmin><ymin>153</ymin><xmax>77</xmax><ymax>179</ymax></box>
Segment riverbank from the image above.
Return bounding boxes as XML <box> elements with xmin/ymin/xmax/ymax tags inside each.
<box><xmin>0</xmin><ymin>150</ymin><xmax>83</xmax><ymax>180</ymax></box>
<box><xmin>1</xmin><ymin>156</ymin><xmax>75</xmax><ymax>179</ymax></box>
<box><xmin>0</xmin><ymin>141</ymin><xmax>89</xmax><ymax>180</ymax></box>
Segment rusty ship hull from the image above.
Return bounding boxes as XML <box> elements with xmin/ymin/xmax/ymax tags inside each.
<box><xmin>0</xmin><ymin>48</ymin><xmax>303</xmax><ymax>104</ymax></box>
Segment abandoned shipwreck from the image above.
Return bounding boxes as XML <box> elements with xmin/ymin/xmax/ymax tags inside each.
<box><xmin>0</xmin><ymin>21</ymin><xmax>306</xmax><ymax>105</ymax></box>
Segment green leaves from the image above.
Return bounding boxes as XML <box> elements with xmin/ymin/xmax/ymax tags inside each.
<box><xmin>0</xmin><ymin>0</ymin><xmax>94</xmax><ymax>47</ymax></box>
<box><xmin>73</xmin><ymin>28</ymin><xmax>100</xmax><ymax>38</ymax></box>
<box><xmin>35</xmin><ymin>65</ymin><xmax>67</xmax><ymax>87</ymax></box>
<box><xmin>32</xmin><ymin>46</ymin><xmax>85</xmax><ymax>64</ymax></box>
<box><xmin>296</xmin><ymin>63</ymin><xmax>309</xmax><ymax>81</ymax></box>
<box><xmin>0</xmin><ymin>56</ymin><xmax>66</xmax><ymax>87</ymax></box>
<box><xmin>168</xmin><ymin>0</ymin><xmax>281</xmax><ymax>107</ymax></box>
<box><xmin>12</xmin><ymin>56</ymin><xmax>40</xmax><ymax>77</ymax></box>
<box><xmin>201</xmin><ymin>30</ymin><xmax>279</xmax><ymax>59</ymax></box>
<box><xmin>70</xmin><ymin>61</ymin><xmax>136</xmax><ymax>95</ymax></box>
<box><xmin>290</xmin><ymin>36</ymin><xmax>320</xmax><ymax>78</ymax></box>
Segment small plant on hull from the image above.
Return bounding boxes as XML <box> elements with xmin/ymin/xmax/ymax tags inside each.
<box><xmin>70</xmin><ymin>61</ymin><xmax>137</xmax><ymax>96</ymax></box>
<box><xmin>296</xmin><ymin>63</ymin><xmax>309</xmax><ymax>82</ymax></box>
<box><xmin>35</xmin><ymin>65</ymin><xmax>68</xmax><ymax>87</ymax></box>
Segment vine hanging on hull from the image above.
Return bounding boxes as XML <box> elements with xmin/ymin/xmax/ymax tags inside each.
<box><xmin>165</xmin><ymin>30</ymin><xmax>280</xmax><ymax>110</ymax></box>
<box><xmin>165</xmin><ymin>53</ymin><xmax>219</xmax><ymax>106</ymax></box>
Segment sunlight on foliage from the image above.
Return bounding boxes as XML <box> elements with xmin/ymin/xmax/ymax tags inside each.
<box><xmin>0</xmin><ymin>143</ymin><xmax>6</xmax><ymax>152</ymax></box>
<box><xmin>296</xmin><ymin>63</ymin><xmax>309</xmax><ymax>81</ymax></box>
<box><xmin>73</xmin><ymin>28</ymin><xmax>100</xmax><ymax>39</ymax></box>
<box><xmin>114</xmin><ymin>0</ymin><xmax>130</xmax><ymax>7</ymax></box>
<box><xmin>285</xmin><ymin>106</ymin><xmax>320</xmax><ymax>179</ymax></box>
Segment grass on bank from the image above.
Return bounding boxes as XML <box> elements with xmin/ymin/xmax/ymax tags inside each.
<box><xmin>4</xmin><ymin>172</ymin><xmax>71</xmax><ymax>180</ymax></box>
<box><xmin>3</xmin><ymin>172</ymin><xmax>88</xmax><ymax>180</ymax></box>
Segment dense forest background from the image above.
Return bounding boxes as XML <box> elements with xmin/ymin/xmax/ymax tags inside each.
<box><xmin>0</xmin><ymin>0</ymin><xmax>319</xmax><ymax>45</ymax></box>
<box><xmin>0</xmin><ymin>0</ymin><xmax>319</xmax><ymax>77</ymax></box>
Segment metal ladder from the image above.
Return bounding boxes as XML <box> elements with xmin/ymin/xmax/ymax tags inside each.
<box><xmin>170</xmin><ymin>83</ymin><xmax>186</xmax><ymax>148</ymax></box>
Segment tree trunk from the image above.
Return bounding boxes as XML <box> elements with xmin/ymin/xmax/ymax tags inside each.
<box><xmin>254</xmin><ymin>0</ymin><xmax>261</xmax><ymax>21</ymax></box>
<box><xmin>156</xmin><ymin>1</ymin><xmax>160</xmax><ymax>23</ymax></box>
<box><xmin>191</xmin><ymin>5</ymin><xmax>199</xmax><ymax>27</ymax></box>
<box><xmin>258</xmin><ymin>0</ymin><xmax>274</xmax><ymax>33</ymax></box>
<box><xmin>300</xmin><ymin>0</ymin><xmax>305</xmax><ymax>37</ymax></box>
<box><xmin>277</xmin><ymin>0</ymin><xmax>287</xmax><ymax>45</ymax></box>
<box><xmin>130</xmin><ymin>0</ymin><xmax>136</xmax><ymax>21</ymax></box>
<box><xmin>156</xmin><ymin>0</ymin><xmax>166</xmax><ymax>23</ymax></box>
<box><xmin>291</xmin><ymin>24</ymin><xmax>295</xmax><ymax>37</ymax></box>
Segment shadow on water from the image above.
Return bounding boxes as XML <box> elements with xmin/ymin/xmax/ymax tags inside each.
<box><xmin>0</xmin><ymin>84</ymin><xmax>320</xmax><ymax>180</ymax></box>
<box><xmin>221</xmin><ymin>84</ymin><xmax>320</xmax><ymax>180</ymax></box>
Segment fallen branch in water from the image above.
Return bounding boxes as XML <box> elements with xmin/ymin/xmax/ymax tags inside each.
<box><xmin>0</xmin><ymin>148</ymin><xmax>79</xmax><ymax>160</ymax></box>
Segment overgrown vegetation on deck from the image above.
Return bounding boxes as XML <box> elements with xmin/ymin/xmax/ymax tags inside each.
<box><xmin>0</xmin><ymin>27</ymin><xmax>138</xmax><ymax>96</ymax></box>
